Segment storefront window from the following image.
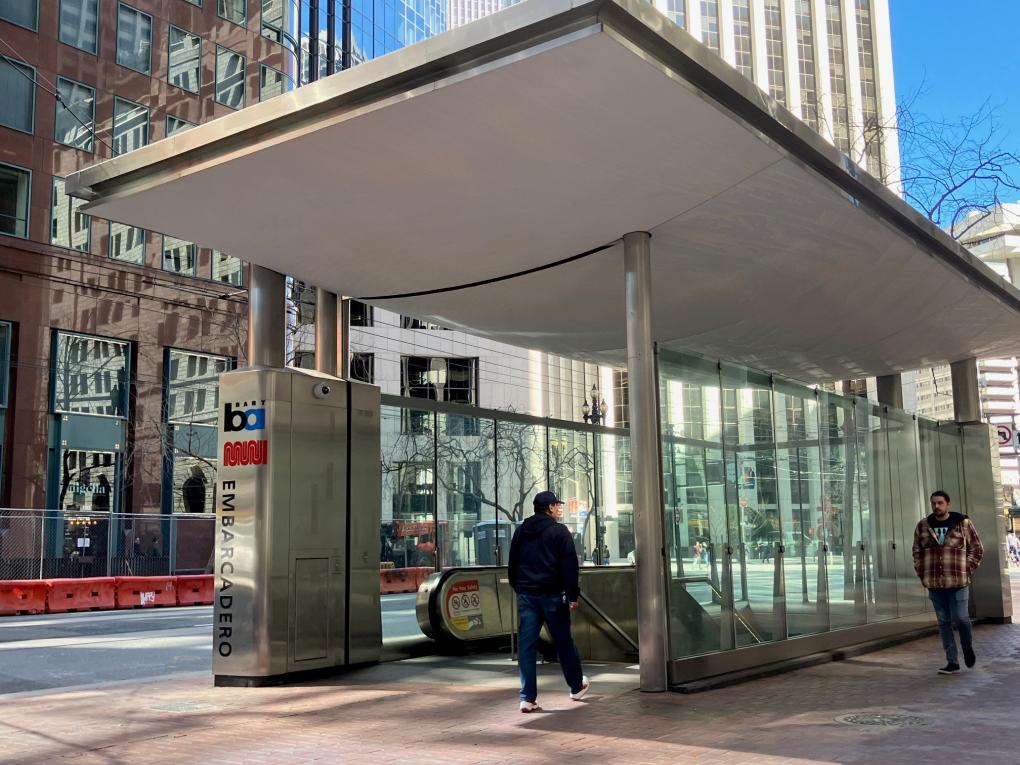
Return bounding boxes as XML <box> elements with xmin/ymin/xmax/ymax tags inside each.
<box><xmin>56</xmin><ymin>449</ymin><xmax>116</xmax><ymax>513</ymax></box>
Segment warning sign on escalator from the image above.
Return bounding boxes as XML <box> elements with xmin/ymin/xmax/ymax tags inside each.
<box><xmin>446</xmin><ymin>579</ymin><xmax>483</xmax><ymax>632</ymax></box>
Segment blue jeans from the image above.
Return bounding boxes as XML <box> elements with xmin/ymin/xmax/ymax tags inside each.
<box><xmin>928</xmin><ymin>586</ymin><xmax>973</xmax><ymax>664</ymax></box>
<box><xmin>517</xmin><ymin>591</ymin><xmax>584</xmax><ymax>702</ymax></box>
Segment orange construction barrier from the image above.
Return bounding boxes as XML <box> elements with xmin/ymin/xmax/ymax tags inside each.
<box><xmin>379</xmin><ymin>568</ymin><xmax>418</xmax><ymax>594</ymax></box>
<box><xmin>115</xmin><ymin>576</ymin><xmax>177</xmax><ymax>608</ymax></box>
<box><xmin>46</xmin><ymin>577</ymin><xmax>116</xmax><ymax>613</ymax></box>
<box><xmin>176</xmin><ymin>575</ymin><xmax>214</xmax><ymax>606</ymax></box>
<box><xmin>0</xmin><ymin>580</ymin><xmax>48</xmax><ymax>615</ymax></box>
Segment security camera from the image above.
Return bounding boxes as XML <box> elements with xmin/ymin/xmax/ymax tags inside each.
<box><xmin>312</xmin><ymin>382</ymin><xmax>331</xmax><ymax>399</ymax></box>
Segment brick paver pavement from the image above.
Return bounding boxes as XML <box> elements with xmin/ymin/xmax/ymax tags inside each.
<box><xmin>2</xmin><ymin>611</ymin><xmax>1019</xmax><ymax>764</ymax></box>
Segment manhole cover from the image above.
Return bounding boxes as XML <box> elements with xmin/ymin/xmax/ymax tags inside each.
<box><xmin>149</xmin><ymin>702</ymin><xmax>219</xmax><ymax>713</ymax></box>
<box><xmin>835</xmin><ymin>713</ymin><xmax>931</xmax><ymax>728</ymax></box>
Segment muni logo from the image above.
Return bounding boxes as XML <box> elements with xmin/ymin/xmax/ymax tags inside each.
<box><xmin>224</xmin><ymin>401</ymin><xmax>266</xmax><ymax>432</ymax></box>
<box><xmin>223</xmin><ymin>440</ymin><xmax>268</xmax><ymax>466</ymax></box>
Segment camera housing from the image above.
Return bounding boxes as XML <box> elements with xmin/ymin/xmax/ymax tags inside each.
<box><xmin>312</xmin><ymin>382</ymin><xmax>332</xmax><ymax>399</ymax></box>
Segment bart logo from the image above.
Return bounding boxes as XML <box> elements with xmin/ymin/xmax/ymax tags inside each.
<box><xmin>224</xmin><ymin>401</ymin><xmax>266</xmax><ymax>432</ymax></box>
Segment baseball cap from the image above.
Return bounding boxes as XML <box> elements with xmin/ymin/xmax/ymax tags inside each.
<box><xmin>533</xmin><ymin>490</ymin><xmax>563</xmax><ymax>507</ymax></box>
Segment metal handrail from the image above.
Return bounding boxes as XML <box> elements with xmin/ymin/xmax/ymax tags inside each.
<box><xmin>578</xmin><ymin>591</ymin><xmax>639</xmax><ymax>652</ymax></box>
<box><xmin>674</xmin><ymin>575</ymin><xmax>764</xmax><ymax>644</ymax></box>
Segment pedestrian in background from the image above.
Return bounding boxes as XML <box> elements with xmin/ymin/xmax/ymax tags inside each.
<box><xmin>508</xmin><ymin>490</ymin><xmax>590</xmax><ymax>713</ymax></box>
<box><xmin>912</xmin><ymin>490</ymin><xmax>984</xmax><ymax>675</ymax></box>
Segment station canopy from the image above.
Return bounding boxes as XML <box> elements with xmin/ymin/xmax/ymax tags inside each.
<box><xmin>68</xmin><ymin>0</ymin><xmax>1020</xmax><ymax>383</ymax></box>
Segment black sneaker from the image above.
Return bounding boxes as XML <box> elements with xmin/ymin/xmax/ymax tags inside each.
<box><xmin>938</xmin><ymin>663</ymin><xmax>961</xmax><ymax>675</ymax></box>
<box><xmin>963</xmin><ymin>647</ymin><xmax>976</xmax><ymax>668</ymax></box>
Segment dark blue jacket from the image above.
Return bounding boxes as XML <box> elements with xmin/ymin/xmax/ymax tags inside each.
<box><xmin>508</xmin><ymin>512</ymin><xmax>580</xmax><ymax>601</ymax></box>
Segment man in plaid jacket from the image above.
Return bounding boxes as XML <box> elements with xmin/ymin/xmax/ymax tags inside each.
<box><xmin>912</xmin><ymin>490</ymin><xmax>984</xmax><ymax>675</ymax></box>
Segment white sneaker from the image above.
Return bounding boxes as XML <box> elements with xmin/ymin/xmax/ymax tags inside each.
<box><xmin>569</xmin><ymin>676</ymin><xmax>590</xmax><ymax>701</ymax></box>
<box><xmin>519</xmin><ymin>700</ymin><xmax>542</xmax><ymax>713</ymax></box>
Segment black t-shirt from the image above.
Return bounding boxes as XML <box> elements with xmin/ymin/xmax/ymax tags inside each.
<box><xmin>928</xmin><ymin>513</ymin><xmax>964</xmax><ymax>545</ymax></box>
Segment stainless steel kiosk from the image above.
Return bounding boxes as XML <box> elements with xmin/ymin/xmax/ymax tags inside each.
<box><xmin>213</xmin><ymin>367</ymin><xmax>381</xmax><ymax>685</ymax></box>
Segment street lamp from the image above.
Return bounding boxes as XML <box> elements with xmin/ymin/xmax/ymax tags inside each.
<box><xmin>582</xmin><ymin>383</ymin><xmax>608</xmax><ymax>426</ymax></box>
<box><xmin>581</xmin><ymin>382</ymin><xmax>608</xmax><ymax>564</ymax></box>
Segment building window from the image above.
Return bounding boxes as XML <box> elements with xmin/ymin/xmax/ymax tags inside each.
<box><xmin>168</xmin><ymin>26</ymin><xmax>201</xmax><ymax>93</ymax></box>
<box><xmin>218</xmin><ymin>0</ymin><xmax>246</xmax><ymax>25</ymax></box>
<box><xmin>260</xmin><ymin>64</ymin><xmax>294</xmax><ymax>101</ymax></box>
<box><xmin>112</xmin><ymin>97</ymin><xmax>148</xmax><ymax>156</ymax></box>
<box><xmin>0</xmin><ymin>57</ymin><xmax>35</xmax><ymax>134</ymax></box>
<box><xmin>117</xmin><ymin>4</ymin><xmax>152</xmax><ymax>75</ymax></box>
<box><xmin>826</xmin><ymin>0</ymin><xmax>851</xmax><ymax>154</ymax></box>
<box><xmin>700</xmin><ymin>0</ymin><xmax>719</xmax><ymax>53</ymax></box>
<box><xmin>166</xmin><ymin>115</ymin><xmax>196</xmax><ymax>137</ymax></box>
<box><xmin>183</xmin><ymin>0</ymin><xmax>201</xmax><ymax>6</ymax></box>
<box><xmin>732</xmin><ymin>0</ymin><xmax>753</xmax><ymax>79</ymax></box>
<box><xmin>664</xmin><ymin>0</ymin><xmax>684</xmax><ymax>27</ymax></box>
<box><xmin>215</xmin><ymin>46</ymin><xmax>245</xmax><ymax>109</ymax></box>
<box><xmin>0</xmin><ymin>0</ymin><xmax>38</xmax><ymax>30</ymax></box>
<box><xmin>110</xmin><ymin>222</ymin><xmax>145</xmax><ymax>264</ymax></box>
<box><xmin>59</xmin><ymin>0</ymin><xmax>99</xmax><ymax>54</ymax></box>
<box><xmin>0</xmin><ymin>163</ymin><xmax>30</xmax><ymax>239</ymax></box>
<box><xmin>212</xmin><ymin>250</ymin><xmax>243</xmax><ymax>286</ymax></box>
<box><xmin>55</xmin><ymin>77</ymin><xmax>95</xmax><ymax>152</ymax></box>
<box><xmin>401</xmin><ymin>316</ymin><xmax>447</xmax><ymax>330</ymax></box>
<box><xmin>350</xmin><ymin>300</ymin><xmax>373</xmax><ymax>327</ymax></box>
<box><xmin>794</xmin><ymin>0</ymin><xmax>818</xmax><ymax>130</ymax></box>
<box><xmin>763</xmin><ymin>0</ymin><xmax>785</xmax><ymax>106</ymax></box>
<box><xmin>167</xmin><ymin>349</ymin><xmax>229</xmax><ymax>426</ymax></box>
<box><xmin>52</xmin><ymin>332</ymin><xmax>129</xmax><ymax>417</ymax></box>
<box><xmin>351</xmin><ymin>352</ymin><xmax>374</xmax><ymax>384</ymax></box>
<box><xmin>51</xmin><ymin>177</ymin><xmax>90</xmax><ymax>252</ymax></box>
<box><xmin>262</xmin><ymin>0</ymin><xmax>300</xmax><ymax>54</ymax></box>
<box><xmin>163</xmin><ymin>236</ymin><xmax>197</xmax><ymax>275</ymax></box>
<box><xmin>401</xmin><ymin>356</ymin><xmax>478</xmax><ymax>405</ymax></box>
<box><xmin>855</xmin><ymin>0</ymin><xmax>882</xmax><ymax>176</ymax></box>
<box><xmin>0</xmin><ymin>321</ymin><xmax>9</xmax><ymax>499</ymax></box>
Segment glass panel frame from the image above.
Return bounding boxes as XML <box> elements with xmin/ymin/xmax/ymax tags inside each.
<box><xmin>0</xmin><ymin>56</ymin><xmax>36</xmax><ymax>134</ymax></box>
<box><xmin>116</xmin><ymin>3</ymin><xmax>153</xmax><ymax>75</ymax></box>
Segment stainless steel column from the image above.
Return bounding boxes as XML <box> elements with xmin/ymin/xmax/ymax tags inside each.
<box><xmin>876</xmin><ymin>374</ymin><xmax>903</xmax><ymax>409</ymax></box>
<box><xmin>247</xmin><ymin>265</ymin><xmax>286</xmax><ymax>368</ymax></box>
<box><xmin>950</xmin><ymin>358</ymin><xmax>982</xmax><ymax>423</ymax></box>
<box><xmin>315</xmin><ymin>288</ymin><xmax>338</xmax><ymax>375</ymax></box>
<box><xmin>340</xmin><ymin>298</ymin><xmax>351</xmax><ymax>380</ymax></box>
<box><xmin>623</xmin><ymin>231</ymin><xmax>668</xmax><ymax>693</ymax></box>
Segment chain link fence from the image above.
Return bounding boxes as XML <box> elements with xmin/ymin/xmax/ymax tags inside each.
<box><xmin>0</xmin><ymin>509</ymin><xmax>214</xmax><ymax>580</ymax></box>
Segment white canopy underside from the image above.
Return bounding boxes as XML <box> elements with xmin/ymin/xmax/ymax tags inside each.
<box><xmin>69</xmin><ymin>0</ymin><xmax>1020</xmax><ymax>383</ymax></box>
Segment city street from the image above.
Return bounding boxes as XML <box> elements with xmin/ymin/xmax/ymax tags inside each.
<box><xmin>0</xmin><ymin>593</ymin><xmax>425</xmax><ymax>695</ymax></box>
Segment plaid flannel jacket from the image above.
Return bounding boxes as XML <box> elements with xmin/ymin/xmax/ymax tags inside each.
<box><xmin>912</xmin><ymin>513</ymin><xmax>984</xmax><ymax>590</ymax></box>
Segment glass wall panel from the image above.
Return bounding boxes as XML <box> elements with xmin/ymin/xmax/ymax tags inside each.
<box><xmin>0</xmin><ymin>57</ymin><xmax>35</xmax><ymax>134</ymax></box>
<box><xmin>495</xmin><ymin>420</ymin><xmax>547</xmax><ymax>563</ymax></box>
<box><xmin>549</xmin><ymin>427</ymin><xmax>597</xmax><ymax>564</ymax></box>
<box><xmin>854</xmin><ymin>399</ymin><xmax>899</xmax><ymax>621</ymax></box>
<box><xmin>721</xmin><ymin>364</ymin><xmax>780</xmax><ymax>646</ymax></box>
<box><xmin>818</xmin><ymin>390</ymin><xmax>866</xmax><ymax>629</ymax></box>
<box><xmin>110</xmin><ymin>222</ymin><xmax>145</xmax><ymax>264</ymax></box>
<box><xmin>886</xmin><ymin>407</ymin><xmax>927</xmax><ymax>616</ymax></box>
<box><xmin>436</xmin><ymin>413</ymin><xmax>494</xmax><ymax>567</ymax></box>
<box><xmin>773</xmin><ymin>383</ymin><xmax>824</xmax><ymax>635</ymax></box>
<box><xmin>380</xmin><ymin>405</ymin><xmax>437</xmax><ymax>569</ymax></box>
<box><xmin>600</xmin><ymin>433</ymin><xmax>633</xmax><ymax>566</ymax></box>
<box><xmin>53</xmin><ymin>332</ymin><xmax>129</xmax><ymax>416</ymax></box>
<box><xmin>659</xmin><ymin>350</ymin><xmax>729</xmax><ymax>658</ymax></box>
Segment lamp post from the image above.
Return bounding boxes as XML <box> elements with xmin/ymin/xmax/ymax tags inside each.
<box><xmin>581</xmin><ymin>384</ymin><xmax>608</xmax><ymax>564</ymax></box>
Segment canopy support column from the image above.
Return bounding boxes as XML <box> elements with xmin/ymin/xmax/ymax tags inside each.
<box><xmin>876</xmin><ymin>374</ymin><xmax>903</xmax><ymax>409</ymax></box>
<box><xmin>340</xmin><ymin>298</ymin><xmax>351</xmax><ymax>380</ymax></box>
<box><xmin>315</xmin><ymin>288</ymin><xmax>339</xmax><ymax>375</ymax></box>
<box><xmin>248</xmin><ymin>265</ymin><xmax>286</xmax><ymax>368</ymax></box>
<box><xmin>951</xmin><ymin>358</ymin><xmax>982</xmax><ymax>424</ymax></box>
<box><xmin>623</xmin><ymin>231</ymin><xmax>668</xmax><ymax>693</ymax></box>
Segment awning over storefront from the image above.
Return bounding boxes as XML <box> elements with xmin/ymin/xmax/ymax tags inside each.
<box><xmin>68</xmin><ymin>0</ymin><xmax>1020</xmax><ymax>383</ymax></box>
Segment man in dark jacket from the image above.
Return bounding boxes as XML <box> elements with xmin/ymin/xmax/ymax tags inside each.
<box><xmin>912</xmin><ymin>490</ymin><xmax>984</xmax><ymax>675</ymax></box>
<box><xmin>508</xmin><ymin>490</ymin><xmax>589</xmax><ymax>712</ymax></box>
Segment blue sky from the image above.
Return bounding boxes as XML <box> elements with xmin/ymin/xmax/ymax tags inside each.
<box><xmin>889</xmin><ymin>0</ymin><xmax>1020</xmax><ymax>202</ymax></box>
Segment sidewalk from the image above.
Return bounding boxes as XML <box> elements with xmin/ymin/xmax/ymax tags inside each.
<box><xmin>2</xmin><ymin>604</ymin><xmax>1018</xmax><ymax>764</ymax></box>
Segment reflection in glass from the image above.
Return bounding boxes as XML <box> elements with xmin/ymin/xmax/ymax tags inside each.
<box><xmin>55</xmin><ymin>77</ymin><xmax>95</xmax><ymax>151</ymax></box>
<box><xmin>57</xmin><ymin>449</ymin><xmax>116</xmax><ymax>512</ymax></box>
<box><xmin>112</xmin><ymin>97</ymin><xmax>148</xmax><ymax>156</ymax></box>
<box><xmin>381</xmin><ymin>406</ymin><xmax>437</xmax><ymax>569</ymax></box>
<box><xmin>51</xmin><ymin>177</ymin><xmax>90</xmax><ymax>252</ymax></box>
<box><xmin>162</xmin><ymin>236</ymin><xmax>196</xmax><ymax>275</ymax></box>
<box><xmin>212</xmin><ymin>251</ymin><xmax>243</xmax><ymax>285</ymax></box>
<box><xmin>168</xmin><ymin>26</ymin><xmax>202</xmax><ymax>93</ymax></box>
<box><xmin>53</xmin><ymin>332</ymin><xmax>129</xmax><ymax>416</ymax></box>
<box><xmin>167</xmin><ymin>350</ymin><xmax>230</xmax><ymax>425</ymax></box>
<box><xmin>110</xmin><ymin>222</ymin><xmax>145</xmax><ymax>264</ymax></box>
<box><xmin>215</xmin><ymin>46</ymin><xmax>246</xmax><ymax>109</ymax></box>
<box><xmin>116</xmin><ymin>3</ymin><xmax>152</xmax><ymax>74</ymax></box>
<box><xmin>437</xmin><ymin>413</ymin><xmax>495</xmax><ymax>567</ymax></box>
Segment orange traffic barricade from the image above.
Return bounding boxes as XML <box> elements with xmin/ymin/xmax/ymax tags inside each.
<box><xmin>46</xmin><ymin>577</ymin><xmax>117</xmax><ymax>613</ymax></box>
<box><xmin>115</xmin><ymin>576</ymin><xmax>177</xmax><ymax>608</ymax></box>
<box><xmin>380</xmin><ymin>568</ymin><xmax>418</xmax><ymax>595</ymax></box>
<box><xmin>0</xmin><ymin>580</ymin><xmax>48</xmax><ymax>615</ymax></box>
<box><xmin>176</xmin><ymin>575</ymin><xmax>214</xmax><ymax>606</ymax></box>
